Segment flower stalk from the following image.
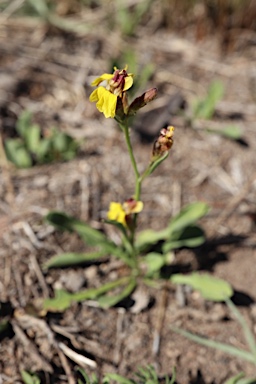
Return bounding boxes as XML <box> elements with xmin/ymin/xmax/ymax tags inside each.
<box><xmin>90</xmin><ymin>66</ymin><xmax>174</xmax><ymax>271</ymax></box>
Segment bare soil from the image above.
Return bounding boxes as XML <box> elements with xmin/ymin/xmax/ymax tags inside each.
<box><xmin>0</xmin><ymin>11</ymin><xmax>256</xmax><ymax>384</ymax></box>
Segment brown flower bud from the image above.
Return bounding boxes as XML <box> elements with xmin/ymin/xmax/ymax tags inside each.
<box><xmin>152</xmin><ymin>126</ymin><xmax>174</xmax><ymax>158</ymax></box>
<box><xmin>128</xmin><ymin>88</ymin><xmax>158</xmax><ymax>116</ymax></box>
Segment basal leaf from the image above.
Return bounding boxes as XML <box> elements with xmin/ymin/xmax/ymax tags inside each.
<box><xmin>143</xmin><ymin>252</ymin><xmax>166</xmax><ymax>276</ymax></box>
<box><xmin>135</xmin><ymin>228</ymin><xmax>169</xmax><ymax>252</ymax></box>
<box><xmin>97</xmin><ymin>278</ymin><xmax>136</xmax><ymax>308</ymax></box>
<box><xmin>163</xmin><ymin>225</ymin><xmax>205</xmax><ymax>252</ymax></box>
<box><xmin>43</xmin><ymin>289</ymin><xmax>74</xmax><ymax>312</ymax></box>
<box><xmin>46</xmin><ymin>211</ymin><xmax>110</xmax><ymax>247</ymax></box>
<box><xmin>36</xmin><ymin>138</ymin><xmax>52</xmax><ymax>162</ymax></box>
<box><xmin>44</xmin><ymin>251</ymin><xmax>106</xmax><ymax>269</ymax></box>
<box><xmin>171</xmin><ymin>272</ymin><xmax>233</xmax><ymax>301</ymax></box>
<box><xmin>25</xmin><ymin>124</ymin><xmax>41</xmax><ymax>153</ymax></box>
<box><xmin>5</xmin><ymin>139</ymin><xmax>32</xmax><ymax>168</ymax></box>
<box><xmin>172</xmin><ymin>326</ymin><xmax>255</xmax><ymax>364</ymax></box>
<box><xmin>168</xmin><ymin>202</ymin><xmax>209</xmax><ymax>234</ymax></box>
<box><xmin>16</xmin><ymin>110</ymin><xmax>32</xmax><ymax>138</ymax></box>
<box><xmin>43</xmin><ymin>277</ymin><xmax>131</xmax><ymax>312</ymax></box>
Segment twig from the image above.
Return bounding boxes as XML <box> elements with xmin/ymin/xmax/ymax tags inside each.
<box><xmin>57</xmin><ymin>347</ymin><xmax>76</xmax><ymax>384</ymax></box>
<box><xmin>58</xmin><ymin>342</ymin><xmax>97</xmax><ymax>369</ymax></box>
<box><xmin>29</xmin><ymin>253</ymin><xmax>49</xmax><ymax>298</ymax></box>
<box><xmin>11</xmin><ymin>321</ymin><xmax>53</xmax><ymax>373</ymax></box>
<box><xmin>152</xmin><ymin>283</ymin><xmax>169</xmax><ymax>356</ymax></box>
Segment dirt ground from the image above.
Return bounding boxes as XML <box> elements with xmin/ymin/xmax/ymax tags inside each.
<box><xmin>1</xmin><ymin>6</ymin><xmax>256</xmax><ymax>384</ymax></box>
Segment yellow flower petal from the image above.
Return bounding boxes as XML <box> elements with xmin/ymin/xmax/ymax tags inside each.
<box><xmin>89</xmin><ymin>88</ymin><xmax>99</xmax><ymax>102</ymax></box>
<box><xmin>131</xmin><ymin>201</ymin><xmax>143</xmax><ymax>213</ymax></box>
<box><xmin>107</xmin><ymin>202</ymin><xmax>126</xmax><ymax>226</ymax></box>
<box><xmin>123</xmin><ymin>200</ymin><xmax>143</xmax><ymax>214</ymax></box>
<box><xmin>91</xmin><ymin>73</ymin><xmax>113</xmax><ymax>87</ymax></box>
<box><xmin>89</xmin><ymin>87</ymin><xmax>117</xmax><ymax>118</ymax></box>
<box><xmin>95</xmin><ymin>87</ymin><xmax>117</xmax><ymax>118</ymax></box>
<box><xmin>123</xmin><ymin>75</ymin><xmax>133</xmax><ymax>91</ymax></box>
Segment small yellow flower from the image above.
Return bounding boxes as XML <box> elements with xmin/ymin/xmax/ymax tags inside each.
<box><xmin>89</xmin><ymin>67</ymin><xmax>133</xmax><ymax>119</ymax></box>
<box><xmin>123</xmin><ymin>199</ymin><xmax>143</xmax><ymax>215</ymax></box>
<box><xmin>107</xmin><ymin>202</ymin><xmax>126</xmax><ymax>226</ymax></box>
<box><xmin>107</xmin><ymin>198</ymin><xmax>143</xmax><ymax>228</ymax></box>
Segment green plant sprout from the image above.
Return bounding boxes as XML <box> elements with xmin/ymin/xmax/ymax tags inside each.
<box><xmin>4</xmin><ymin>110</ymin><xmax>78</xmax><ymax>168</ymax></box>
<box><xmin>115</xmin><ymin>0</ymin><xmax>153</xmax><ymax>37</ymax></box>
<box><xmin>44</xmin><ymin>66</ymin><xmax>232</xmax><ymax>312</ymax></box>
<box><xmin>171</xmin><ymin>298</ymin><xmax>256</xmax><ymax>384</ymax></box>
<box><xmin>21</xmin><ymin>371</ymin><xmax>41</xmax><ymax>384</ymax></box>
<box><xmin>21</xmin><ymin>365</ymin><xmax>176</xmax><ymax>384</ymax></box>
<box><xmin>189</xmin><ymin>80</ymin><xmax>242</xmax><ymax>140</ymax></box>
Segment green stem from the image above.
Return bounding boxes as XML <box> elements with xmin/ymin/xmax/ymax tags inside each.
<box><xmin>122</xmin><ymin>121</ymin><xmax>140</xmax><ymax>182</ymax></box>
<box><xmin>118</xmin><ymin>119</ymin><xmax>143</xmax><ymax>263</ymax></box>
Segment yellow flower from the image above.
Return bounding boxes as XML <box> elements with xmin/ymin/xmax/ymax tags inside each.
<box><xmin>107</xmin><ymin>202</ymin><xmax>126</xmax><ymax>226</ymax></box>
<box><xmin>107</xmin><ymin>199</ymin><xmax>143</xmax><ymax>228</ymax></box>
<box><xmin>89</xmin><ymin>67</ymin><xmax>133</xmax><ymax>118</ymax></box>
<box><xmin>123</xmin><ymin>199</ymin><xmax>143</xmax><ymax>215</ymax></box>
<box><xmin>90</xmin><ymin>87</ymin><xmax>117</xmax><ymax>118</ymax></box>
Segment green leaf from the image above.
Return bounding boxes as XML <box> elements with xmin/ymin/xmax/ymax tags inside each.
<box><xmin>105</xmin><ymin>374</ymin><xmax>134</xmax><ymax>384</ymax></box>
<box><xmin>143</xmin><ymin>252</ymin><xmax>166</xmax><ymax>276</ymax></box>
<box><xmin>194</xmin><ymin>80</ymin><xmax>224</xmax><ymax>119</ymax></box>
<box><xmin>168</xmin><ymin>202</ymin><xmax>209</xmax><ymax>234</ymax></box>
<box><xmin>46</xmin><ymin>211</ymin><xmax>110</xmax><ymax>247</ymax></box>
<box><xmin>5</xmin><ymin>139</ymin><xmax>32</xmax><ymax>168</ymax></box>
<box><xmin>0</xmin><ymin>320</ymin><xmax>9</xmax><ymax>335</ymax></box>
<box><xmin>36</xmin><ymin>138</ymin><xmax>52</xmax><ymax>162</ymax></box>
<box><xmin>51</xmin><ymin>130</ymin><xmax>73</xmax><ymax>152</ymax></box>
<box><xmin>224</xmin><ymin>373</ymin><xmax>245</xmax><ymax>384</ymax></box>
<box><xmin>24</xmin><ymin>124</ymin><xmax>41</xmax><ymax>153</ymax></box>
<box><xmin>43</xmin><ymin>289</ymin><xmax>74</xmax><ymax>312</ymax></box>
<box><xmin>77</xmin><ymin>368</ymin><xmax>92</xmax><ymax>384</ymax></box>
<box><xmin>27</xmin><ymin>0</ymin><xmax>49</xmax><ymax>17</ymax></box>
<box><xmin>136</xmin><ymin>203</ymin><xmax>208</xmax><ymax>253</ymax></box>
<box><xmin>208</xmin><ymin>80</ymin><xmax>224</xmax><ymax>103</ymax></box>
<box><xmin>97</xmin><ymin>278</ymin><xmax>136</xmax><ymax>308</ymax></box>
<box><xmin>135</xmin><ymin>228</ymin><xmax>169</xmax><ymax>252</ymax></box>
<box><xmin>16</xmin><ymin>110</ymin><xmax>32</xmax><ymax>138</ymax></box>
<box><xmin>43</xmin><ymin>277</ymin><xmax>131</xmax><ymax>312</ymax></box>
<box><xmin>46</xmin><ymin>211</ymin><xmax>132</xmax><ymax>265</ymax></box>
<box><xmin>224</xmin><ymin>373</ymin><xmax>256</xmax><ymax>384</ymax></box>
<box><xmin>163</xmin><ymin>225</ymin><xmax>205</xmax><ymax>252</ymax></box>
<box><xmin>171</xmin><ymin>272</ymin><xmax>233</xmax><ymax>301</ymax></box>
<box><xmin>235</xmin><ymin>379</ymin><xmax>256</xmax><ymax>384</ymax></box>
<box><xmin>21</xmin><ymin>371</ymin><xmax>41</xmax><ymax>384</ymax></box>
<box><xmin>143</xmin><ymin>152</ymin><xmax>169</xmax><ymax>179</ymax></box>
<box><xmin>226</xmin><ymin>299</ymin><xmax>256</xmax><ymax>360</ymax></box>
<box><xmin>207</xmin><ymin>125</ymin><xmax>242</xmax><ymax>140</ymax></box>
<box><xmin>136</xmin><ymin>365</ymin><xmax>158</xmax><ymax>382</ymax></box>
<box><xmin>44</xmin><ymin>251</ymin><xmax>106</xmax><ymax>269</ymax></box>
<box><xmin>172</xmin><ymin>326</ymin><xmax>255</xmax><ymax>364</ymax></box>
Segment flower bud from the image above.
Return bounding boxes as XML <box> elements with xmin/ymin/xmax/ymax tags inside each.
<box><xmin>152</xmin><ymin>126</ymin><xmax>174</xmax><ymax>159</ymax></box>
<box><xmin>128</xmin><ymin>88</ymin><xmax>158</xmax><ymax>116</ymax></box>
